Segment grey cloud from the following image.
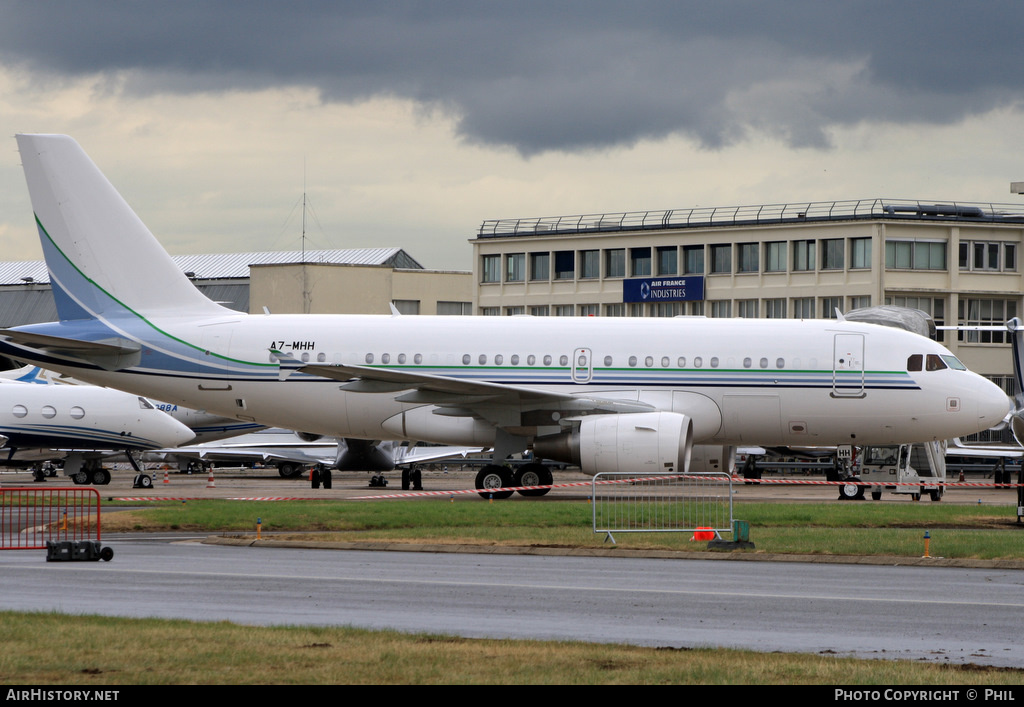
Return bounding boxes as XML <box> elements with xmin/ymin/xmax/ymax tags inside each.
<box><xmin>1</xmin><ymin>1</ymin><xmax>1021</xmax><ymax>155</ymax></box>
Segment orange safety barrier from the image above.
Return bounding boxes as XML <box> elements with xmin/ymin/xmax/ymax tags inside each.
<box><xmin>1</xmin><ymin>486</ymin><xmax>103</xmax><ymax>551</ymax></box>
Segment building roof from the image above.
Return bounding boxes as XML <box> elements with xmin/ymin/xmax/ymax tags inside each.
<box><xmin>477</xmin><ymin>198</ymin><xmax>1024</xmax><ymax>238</ymax></box>
<box><xmin>0</xmin><ymin>247</ymin><xmax>424</xmax><ymax>286</ymax></box>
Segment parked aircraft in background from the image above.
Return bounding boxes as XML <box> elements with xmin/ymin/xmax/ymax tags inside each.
<box><xmin>1</xmin><ymin>134</ymin><xmax>1010</xmax><ymax>497</ymax></box>
<box><xmin>0</xmin><ymin>376</ymin><xmax>194</xmax><ymax>484</ymax></box>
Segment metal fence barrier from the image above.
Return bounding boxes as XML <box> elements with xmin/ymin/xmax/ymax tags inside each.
<box><xmin>1</xmin><ymin>487</ymin><xmax>103</xmax><ymax>551</ymax></box>
<box><xmin>592</xmin><ymin>471</ymin><xmax>734</xmax><ymax>544</ymax></box>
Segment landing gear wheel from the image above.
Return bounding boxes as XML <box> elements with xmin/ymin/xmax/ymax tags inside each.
<box><xmin>401</xmin><ymin>467</ymin><xmax>411</xmax><ymax>490</ymax></box>
<box><xmin>311</xmin><ymin>466</ymin><xmax>321</xmax><ymax>489</ymax></box>
<box><xmin>839</xmin><ymin>478</ymin><xmax>864</xmax><ymax>500</ymax></box>
<box><xmin>90</xmin><ymin>468</ymin><xmax>111</xmax><ymax>486</ymax></box>
<box><xmin>911</xmin><ymin>492</ymin><xmax>921</xmax><ymax>501</ymax></box>
<box><xmin>278</xmin><ymin>462</ymin><xmax>301</xmax><ymax>478</ymax></box>
<box><xmin>321</xmin><ymin>468</ymin><xmax>332</xmax><ymax>489</ymax></box>
<box><xmin>138</xmin><ymin>474</ymin><xmax>153</xmax><ymax>489</ymax></box>
<box><xmin>72</xmin><ymin>470</ymin><xmax>89</xmax><ymax>485</ymax></box>
<box><xmin>476</xmin><ymin>465</ymin><xmax>514</xmax><ymax>499</ymax></box>
<box><xmin>515</xmin><ymin>463</ymin><xmax>553</xmax><ymax>497</ymax></box>
<box><xmin>929</xmin><ymin>488</ymin><xmax>943</xmax><ymax>502</ymax></box>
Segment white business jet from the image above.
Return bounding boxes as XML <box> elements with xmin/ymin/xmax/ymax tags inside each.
<box><xmin>0</xmin><ymin>373</ymin><xmax>194</xmax><ymax>485</ymax></box>
<box><xmin>1</xmin><ymin>134</ymin><xmax>1010</xmax><ymax>498</ymax></box>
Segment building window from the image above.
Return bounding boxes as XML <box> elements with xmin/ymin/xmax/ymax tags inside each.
<box><xmin>480</xmin><ymin>307</ymin><xmax>500</xmax><ymax>316</ymax></box>
<box><xmin>437</xmin><ymin>301</ymin><xmax>472</xmax><ymax>315</ymax></box>
<box><xmin>709</xmin><ymin>300</ymin><xmax>731</xmax><ymax>318</ymax></box>
<box><xmin>529</xmin><ymin>252</ymin><xmax>550</xmax><ymax>280</ymax></box>
<box><xmin>482</xmin><ymin>254</ymin><xmax>501</xmax><ymax>283</ymax></box>
<box><xmin>553</xmin><ymin>305</ymin><xmax>574</xmax><ymax>316</ymax></box>
<box><xmin>504</xmin><ymin>253</ymin><xmax>525</xmax><ymax>282</ymax></box>
<box><xmin>630</xmin><ymin>248</ymin><xmax>652</xmax><ymax>277</ymax></box>
<box><xmin>682</xmin><ymin>245</ymin><xmax>704</xmax><ymax>274</ymax></box>
<box><xmin>848</xmin><ymin>296</ymin><xmax>871</xmax><ymax>311</ymax></box>
<box><xmin>765</xmin><ymin>298</ymin><xmax>786</xmax><ymax>318</ymax></box>
<box><xmin>850</xmin><ymin>238</ymin><xmax>871</xmax><ymax>269</ymax></box>
<box><xmin>885</xmin><ymin>295</ymin><xmax>946</xmax><ymax>341</ymax></box>
<box><xmin>554</xmin><ymin>251</ymin><xmax>575</xmax><ymax>280</ymax></box>
<box><xmin>710</xmin><ymin>244</ymin><xmax>731</xmax><ymax>274</ymax></box>
<box><xmin>737</xmin><ymin>243</ymin><xmax>759</xmax><ymax>273</ymax></box>
<box><xmin>629</xmin><ymin>303</ymin><xmax>646</xmax><ymax>316</ymax></box>
<box><xmin>657</xmin><ymin>246</ymin><xmax>678</xmax><ymax>275</ymax></box>
<box><xmin>579</xmin><ymin>304</ymin><xmax>599</xmax><ymax>316</ymax></box>
<box><xmin>793</xmin><ymin>240</ymin><xmax>815</xmax><ymax>271</ymax></box>
<box><xmin>886</xmin><ymin>240</ymin><xmax>946</xmax><ymax>270</ymax></box>
<box><xmin>792</xmin><ymin>297</ymin><xmax>815</xmax><ymax>319</ymax></box>
<box><xmin>820</xmin><ymin>297</ymin><xmax>842</xmax><ymax>318</ymax></box>
<box><xmin>653</xmin><ymin>302</ymin><xmax>682</xmax><ymax>317</ymax></box>
<box><xmin>764</xmin><ymin>242</ymin><xmax>786</xmax><ymax>272</ymax></box>
<box><xmin>605</xmin><ymin>303</ymin><xmax>626</xmax><ymax>317</ymax></box>
<box><xmin>737</xmin><ymin>299</ymin><xmax>758</xmax><ymax>318</ymax></box>
<box><xmin>958</xmin><ymin>298</ymin><xmax>1017</xmax><ymax>344</ymax></box>
<box><xmin>605</xmin><ymin>249</ymin><xmax>625</xmax><ymax>278</ymax></box>
<box><xmin>959</xmin><ymin>241</ymin><xmax>1016</xmax><ymax>272</ymax></box>
<box><xmin>821</xmin><ymin>239</ymin><xmax>844</xmax><ymax>270</ymax></box>
<box><xmin>580</xmin><ymin>250</ymin><xmax>600</xmax><ymax>279</ymax></box>
<box><xmin>505</xmin><ymin>306</ymin><xmax>525</xmax><ymax>316</ymax></box>
<box><xmin>530</xmin><ymin>305</ymin><xmax>550</xmax><ymax>316</ymax></box>
<box><xmin>393</xmin><ymin>300</ymin><xmax>420</xmax><ymax>315</ymax></box>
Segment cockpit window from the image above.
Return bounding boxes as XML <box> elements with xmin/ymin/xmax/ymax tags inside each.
<box><xmin>940</xmin><ymin>354</ymin><xmax>967</xmax><ymax>371</ymax></box>
<box><xmin>907</xmin><ymin>354</ymin><xmax>922</xmax><ymax>372</ymax></box>
<box><xmin>925</xmin><ymin>354</ymin><xmax>947</xmax><ymax>371</ymax></box>
<box><xmin>138</xmin><ymin>397</ymin><xmax>155</xmax><ymax>409</ymax></box>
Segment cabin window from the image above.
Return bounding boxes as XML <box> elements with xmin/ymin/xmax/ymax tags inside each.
<box><xmin>603</xmin><ymin>355</ymin><xmax>613</xmax><ymax>367</ymax></box>
<box><xmin>694</xmin><ymin>357</ymin><xmax>703</xmax><ymax>368</ymax></box>
<box><xmin>12</xmin><ymin>405</ymin><xmax>26</xmax><ymax>418</ymax></box>
<box><xmin>776</xmin><ymin>358</ymin><xmax>785</xmax><ymax>368</ymax></box>
<box><xmin>414</xmin><ymin>354</ymin><xmax>423</xmax><ymax>364</ymax></box>
<box><xmin>365</xmin><ymin>353</ymin><xmax>374</xmax><ymax>364</ymax></box>
<box><xmin>462</xmin><ymin>354</ymin><xmax>471</xmax><ymax>365</ymax></box>
<box><xmin>495</xmin><ymin>354</ymin><xmax>504</xmax><ymax>365</ymax></box>
<box><xmin>710</xmin><ymin>357</ymin><xmax>719</xmax><ymax>368</ymax></box>
<box><xmin>760</xmin><ymin>358</ymin><xmax>769</xmax><ymax>368</ymax></box>
<box><xmin>628</xmin><ymin>356</ymin><xmax>638</xmax><ymax>367</ymax></box>
<box><xmin>645</xmin><ymin>356</ymin><xmax>654</xmax><ymax>367</ymax></box>
<box><xmin>41</xmin><ymin>405</ymin><xmax>56</xmax><ymax>419</ymax></box>
<box><xmin>907</xmin><ymin>354</ymin><xmax>923</xmax><ymax>372</ymax></box>
<box><xmin>479</xmin><ymin>354</ymin><xmax>487</xmax><ymax>365</ymax></box>
<box><xmin>743</xmin><ymin>357</ymin><xmax>752</xmax><ymax>368</ymax></box>
<box><xmin>317</xmin><ymin>353</ymin><xmax>326</xmax><ymax>362</ymax></box>
<box><xmin>511</xmin><ymin>354</ymin><xmax>520</xmax><ymax>365</ymax></box>
<box><xmin>677</xmin><ymin>357</ymin><xmax>686</xmax><ymax>368</ymax></box>
<box><xmin>301</xmin><ymin>352</ymin><xmax>310</xmax><ymax>363</ymax></box>
<box><xmin>543</xmin><ymin>355</ymin><xmax>552</xmax><ymax>366</ymax></box>
<box><xmin>559</xmin><ymin>355</ymin><xmax>568</xmax><ymax>366</ymax></box>
<box><xmin>661</xmin><ymin>357</ymin><xmax>670</xmax><ymax>367</ymax></box>
<box><xmin>70</xmin><ymin>406</ymin><xmax>85</xmax><ymax>420</ymax></box>
<box><xmin>527</xmin><ymin>355</ymin><xmax>536</xmax><ymax>365</ymax></box>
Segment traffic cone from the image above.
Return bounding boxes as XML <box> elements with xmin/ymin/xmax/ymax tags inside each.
<box><xmin>206</xmin><ymin>465</ymin><xmax>216</xmax><ymax>488</ymax></box>
<box><xmin>163</xmin><ymin>469</ymin><xmax>169</xmax><ymax>485</ymax></box>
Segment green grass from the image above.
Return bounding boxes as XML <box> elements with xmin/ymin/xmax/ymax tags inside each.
<box><xmin>1</xmin><ymin>612</ymin><xmax>1020</xmax><ymax>685</ymax></box>
<box><xmin>99</xmin><ymin>498</ymin><xmax>1024</xmax><ymax>560</ymax></box>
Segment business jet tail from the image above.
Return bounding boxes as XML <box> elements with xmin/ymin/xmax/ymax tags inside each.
<box><xmin>16</xmin><ymin>134</ymin><xmax>228</xmax><ymax>322</ymax></box>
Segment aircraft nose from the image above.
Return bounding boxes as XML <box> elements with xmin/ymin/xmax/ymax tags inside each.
<box><xmin>159</xmin><ymin>416</ymin><xmax>196</xmax><ymax>448</ymax></box>
<box><xmin>975</xmin><ymin>376</ymin><xmax>1011</xmax><ymax>430</ymax></box>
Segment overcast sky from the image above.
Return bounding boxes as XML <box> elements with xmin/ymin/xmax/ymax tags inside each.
<box><xmin>1</xmin><ymin>1</ymin><xmax>1022</xmax><ymax>270</ymax></box>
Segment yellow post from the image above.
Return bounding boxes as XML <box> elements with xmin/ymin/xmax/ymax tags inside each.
<box><xmin>923</xmin><ymin>531</ymin><xmax>931</xmax><ymax>558</ymax></box>
<box><xmin>257</xmin><ymin>517</ymin><xmax>262</xmax><ymax>540</ymax></box>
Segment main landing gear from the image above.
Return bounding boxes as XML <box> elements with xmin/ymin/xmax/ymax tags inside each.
<box><xmin>474</xmin><ymin>463</ymin><xmax>553</xmax><ymax>499</ymax></box>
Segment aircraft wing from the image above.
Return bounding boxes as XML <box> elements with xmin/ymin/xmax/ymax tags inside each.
<box><xmin>295</xmin><ymin>362</ymin><xmax>656</xmax><ymax>420</ymax></box>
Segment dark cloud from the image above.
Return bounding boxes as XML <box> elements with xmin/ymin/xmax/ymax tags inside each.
<box><xmin>1</xmin><ymin>1</ymin><xmax>1021</xmax><ymax>155</ymax></box>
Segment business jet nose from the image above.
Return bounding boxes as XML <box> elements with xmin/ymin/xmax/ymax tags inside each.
<box><xmin>157</xmin><ymin>415</ymin><xmax>197</xmax><ymax>448</ymax></box>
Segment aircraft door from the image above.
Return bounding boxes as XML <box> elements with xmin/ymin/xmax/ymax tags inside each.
<box><xmin>832</xmin><ymin>333</ymin><xmax>865</xmax><ymax>398</ymax></box>
<box><xmin>571</xmin><ymin>347</ymin><xmax>593</xmax><ymax>383</ymax></box>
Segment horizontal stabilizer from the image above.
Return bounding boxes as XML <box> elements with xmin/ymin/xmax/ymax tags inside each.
<box><xmin>0</xmin><ymin>328</ymin><xmax>141</xmax><ymax>371</ymax></box>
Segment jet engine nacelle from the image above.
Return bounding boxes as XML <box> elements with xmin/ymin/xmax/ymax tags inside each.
<box><xmin>295</xmin><ymin>431</ymin><xmax>323</xmax><ymax>442</ymax></box>
<box><xmin>534</xmin><ymin>411</ymin><xmax>692</xmax><ymax>475</ymax></box>
<box><xmin>334</xmin><ymin>438</ymin><xmax>396</xmax><ymax>472</ymax></box>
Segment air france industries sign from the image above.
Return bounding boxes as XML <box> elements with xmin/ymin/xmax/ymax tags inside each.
<box><xmin>623</xmin><ymin>276</ymin><xmax>704</xmax><ymax>303</ymax></box>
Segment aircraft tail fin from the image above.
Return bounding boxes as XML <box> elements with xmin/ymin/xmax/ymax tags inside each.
<box><xmin>16</xmin><ymin>134</ymin><xmax>229</xmax><ymax>322</ymax></box>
